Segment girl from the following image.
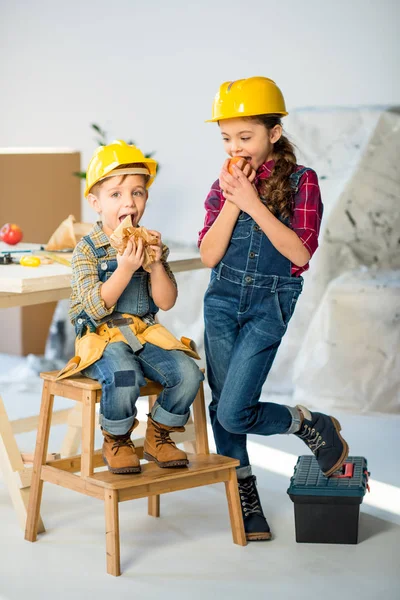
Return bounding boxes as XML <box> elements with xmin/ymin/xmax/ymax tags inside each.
<box><xmin>198</xmin><ymin>77</ymin><xmax>349</xmax><ymax>541</ymax></box>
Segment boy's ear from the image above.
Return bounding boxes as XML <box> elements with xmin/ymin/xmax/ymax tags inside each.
<box><xmin>87</xmin><ymin>193</ymin><xmax>101</xmax><ymax>214</ymax></box>
<box><xmin>270</xmin><ymin>124</ymin><xmax>282</xmax><ymax>144</ymax></box>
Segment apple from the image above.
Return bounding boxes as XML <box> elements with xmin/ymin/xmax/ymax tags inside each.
<box><xmin>0</xmin><ymin>223</ymin><xmax>23</xmax><ymax>245</ymax></box>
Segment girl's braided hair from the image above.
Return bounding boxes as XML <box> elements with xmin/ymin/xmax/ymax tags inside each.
<box><xmin>250</xmin><ymin>114</ymin><xmax>297</xmax><ymax>221</ymax></box>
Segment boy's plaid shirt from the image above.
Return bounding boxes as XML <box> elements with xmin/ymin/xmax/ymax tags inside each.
<box><xmin>69</xmin><ymin>221</ymin><xmax>177</xmax><ymax>324</ymax></box>
<box><xmin>198</xmin><ymin>160</ymin><xmax>323</xmax><ymax>277</ymax></box>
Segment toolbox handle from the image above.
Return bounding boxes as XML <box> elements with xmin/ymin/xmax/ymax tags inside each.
<box><xmin>332</xmin><ymin>462</ymin><xmax>354</xmax><ymax>478</ymax></box>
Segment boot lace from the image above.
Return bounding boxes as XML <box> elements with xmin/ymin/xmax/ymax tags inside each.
<box><xmin>238</xmin><ymin>478</ymin><xmax>263</xmax><ymax>517</ymax></box>
<box><xmin>109</xmin><ymin>436</ymin><xmax>136</xmax><ymax>455</ymax></box>
<box><xmin>152</xmin><ymin>420</ymin><xmax>176</xmax><ymax>449</ymax></box>
<box><xmin>297</xmin><ymin>424</ymin><xmax>326</xmax><ymax>454</ymax></box>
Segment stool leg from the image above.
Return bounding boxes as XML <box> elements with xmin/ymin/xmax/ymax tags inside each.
<box><xmin>224</xmin><ymin>468</ymin><xmax>247</xmax><ymax>546</ymax></box>
<box><xmin>105</xmin><ymin>490</ymin><xmax>121</xmax><ymax>576</ymax></box>
<box><xmin>81</xmin><ymin>390</ymin><xmax>97</xmax><ymax>477</ymax></box>
<box><xmin>25</xmin><ymin>381</ymin><xmax>54</xmax><ymax>542</ymax></box>
<box><xmin>147</xmin><ymin>394</ymin><xmax>161</xmax><ymax>517</ymax></box>
<box><xmin>192</xmin><ymin>382</ymin><xmax>209</xmax><ymax>454</ymax></box>
<box><xmin>148</xmin><ymin>494</ymin><xmax>160</xmax><ymax>517</ymax></box>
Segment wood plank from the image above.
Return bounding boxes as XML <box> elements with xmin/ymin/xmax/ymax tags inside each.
<box><xmin>0</xmin><ymin>253</ymin><xmax>204</xmax><ymax>295</ymax></box>
<box><xmin>49</xmin><ymin>449</ymin><xmax>106</xmax><ymax>473</ymax></box>
<box><xmin>118</xmin><ymin>470</ymin><xmax>230</xmax><ymax>502</ymax></box>
<box><xmin>11</xmin><ymin>408</ymin><xmax>72</xmax><ymax>434</ymax></box>
<box><xmin>0</xmin><ymin>263</ymin><xmax>71</xmax><ymax>294</ymax></box>
<box><xmin>40</xmin><ymin>465</ymin><xmax>104</xmax><ymax>499</ymax></box>
<box><xmin>0</xmin><ymin>396</ymin><xmax>45</xmax><ymax>532</ymax></box>
<box><xmin>224</xmin><ymin>468</ymin><xmax>247</xmax><ymax>546</ymax></box>
<box><xmin>148</xmin><ymin>494</ymin><xmax>160</xmax><ymax>517</ymax></box>
<box><xmin>81</xmin><ymin>390</ymin><xmax>96</xmax><ymax>476</ymax></box>
<box><xmin>0</xmin><ymin>287</ymin><xmax>70</xmax><ymax>309</ymax></box>
<box><xmin>24</xmin><ymin>382</ymin><xmax>54</xmax><ymax>541</ymax></box>
<box><xmin>87</xmin><ymin>453</ymin><xmax>238</xmax><ymax>490</ymax></box>
<box><xmin>21</xmin><ymin>452</ymin><xmax>60</xmax><ymax>464</ymax></box>
<box><xmin>104</xmin><ymin>490</ymin><xmax>121</xmax><ymax>576</ymax></box>
<box><xmin>192</xmin><ymin>380</ymin><xmax>209</xmax><ymax>454</ymax></box>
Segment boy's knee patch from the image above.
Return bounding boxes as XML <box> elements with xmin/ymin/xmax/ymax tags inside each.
<box><xmin>114</xmin><ymin>370</ymin><xmax>136</xmax><ymax>387</ymax></box>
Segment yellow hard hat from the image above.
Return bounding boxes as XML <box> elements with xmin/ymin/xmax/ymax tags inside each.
<box><xmin>84</xmin><ymin>140</ymin><xmax>158</xmax><ymax>196</ymax></box>
<box><xmin>206</xmin><ymin>76</ymin><xmax>288</xmax><ymax>122</ymax></box>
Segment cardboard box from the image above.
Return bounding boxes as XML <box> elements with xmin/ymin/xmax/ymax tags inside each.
<box><xmin>0</xmin><ymin>148</ymin><xmax>81</xmax><ymax>355</ymax></box>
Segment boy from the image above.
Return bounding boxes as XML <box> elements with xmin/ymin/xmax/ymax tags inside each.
<box><xmin>60</xmin><ymin>140</ymin><xmax>203</xmax><ymax>474</ymax></box>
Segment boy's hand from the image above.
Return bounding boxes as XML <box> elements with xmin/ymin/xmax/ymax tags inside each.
<box><xmin>146</xmin><ymin>230</ymin><xmax>163</xmax><ymax>263</ymax></box>
<box><xmin>117</xmin><ymin>236</ymin><xmax>144</xmax><ymax>273</ymax></box>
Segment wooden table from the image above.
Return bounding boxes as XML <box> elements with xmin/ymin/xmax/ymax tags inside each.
<box><xmin>0</xmin><ymin>243</ymin><xmax>204</xmax><ymax>308</ymax></box>
<box><xmin>0</xmin><ymin>243</ymin><xmax>205</xmax><ymax>531</ymax></box>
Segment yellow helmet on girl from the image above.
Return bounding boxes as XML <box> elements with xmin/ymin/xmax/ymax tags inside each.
<box><xmin>206</xmin><ymin>76</ymin><xmax>288</xmax><ymax>122</ymax></box>
<box><xmin>84</xmin><ymin>140</ymin><xmax>158</xmax><ymax>197</ymax></box>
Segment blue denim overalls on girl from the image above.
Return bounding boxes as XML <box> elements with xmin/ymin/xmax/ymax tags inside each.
<box><xmin>204</xmin><ymin>168</ymin><xmax>308</xmax><ymax>473</ymax></box>
<box><xmin>77</xmin><ymin>235</ymin><xmax>204</xmax><ymax>436</ymax></box>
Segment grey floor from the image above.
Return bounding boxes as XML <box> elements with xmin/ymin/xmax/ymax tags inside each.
<box><xmin>0</xmin><ymin>353</ymin><xmax>399</xmax><ymax>600</ymax></box>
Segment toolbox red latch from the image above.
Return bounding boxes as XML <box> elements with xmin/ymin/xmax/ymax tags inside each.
<box><xmin>333</xmin><ymin>462</ymin><xmax>354</xmax><ymax>478</ymax></box>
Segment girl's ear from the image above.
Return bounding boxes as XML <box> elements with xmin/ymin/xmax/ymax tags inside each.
<box><xmin>269</xmin><ymin>124</ymin><xmax>282</xmax><ymax>144</ymax></box>
<box><xmin>87</xmin><ymin>193</ymin><xmax>101</xmax><ymax>214</ymax></box>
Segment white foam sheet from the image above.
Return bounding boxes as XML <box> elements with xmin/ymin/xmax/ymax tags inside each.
<box><xmin>293</xmin><ymin>269</ymin><xmax>400</xmax><ymax>413</ymax></box>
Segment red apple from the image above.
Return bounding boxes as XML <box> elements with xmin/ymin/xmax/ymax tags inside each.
<box><xmin>0</xmin><ymin>223</ymin><xmax>23</xmax><ymax>245</ymax></box>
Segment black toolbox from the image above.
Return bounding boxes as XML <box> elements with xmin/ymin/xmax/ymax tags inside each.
<box><xmin>287</xmin><ymin>456</ymin><xmax>369</xmax><ymax>544</ymax></box>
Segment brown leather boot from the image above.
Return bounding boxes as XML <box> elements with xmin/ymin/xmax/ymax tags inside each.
<box><xmin>143</xmin><ymin>415</ymin><xmax>189</xmax><ymax>468</ymax></box>
<box><xmin>102</xmin><ymin>419</ymin><xmax>141</xmax><ymax>474</ymax></box>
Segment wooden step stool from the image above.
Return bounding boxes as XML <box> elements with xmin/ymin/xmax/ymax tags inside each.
<box><xmin>25</xmin><ymin>372</ymin><xmax>246</xmax><ymax>576</ymax></box>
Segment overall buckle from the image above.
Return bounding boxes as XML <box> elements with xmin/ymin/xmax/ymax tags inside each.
<box><xmin>107</xmin><ymin>316</ymin><xmax>134</xmax><ymax>328</ymax></box>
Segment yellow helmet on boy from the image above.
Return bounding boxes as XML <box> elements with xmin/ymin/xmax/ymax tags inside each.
<box><xmin>206</xmin><ymin>76</ymin><xmax>288</xmax><ymax>122</ymax></box>
<box><xmin>84</xmin><ymin>140</ymin><xmax>158</xmax><ymax>196</ymax></box>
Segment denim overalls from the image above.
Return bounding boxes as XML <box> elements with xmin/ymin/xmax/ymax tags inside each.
<box><xmin>204</xmin><ymin>169</ymin><xmax>308</xmax><ymax>472</ymax></box>
<box><xmin>79</xmin><ymin>236</ymin><xmax>204</xmax><ymax>435</ymax></box>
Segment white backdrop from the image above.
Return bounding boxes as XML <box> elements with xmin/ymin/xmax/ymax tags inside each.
<box><xmin>1</xmin><ymin>0</ymin><xmax>399</xmax><ymax>243</ymax></box>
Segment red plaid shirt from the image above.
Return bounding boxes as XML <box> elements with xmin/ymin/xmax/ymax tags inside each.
<box><xmin>198</xmin><ymin>160</ymin><xmax>323</xmax><ymax>276</ymax></box>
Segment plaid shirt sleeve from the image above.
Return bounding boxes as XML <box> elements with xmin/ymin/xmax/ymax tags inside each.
<box><xmin>291</xmin><ymin>168</ymin><xmax>323</xmax><ymax>258</ymax></box>
<box><xmin>198</xmin><ymin>180</ymin><xmax>225</xmax><ymax>247</ymax></box>
<box><xmin>69</xmin><ymin>240</ymin><xmax>115</xmax><ymax>322</ymax></box>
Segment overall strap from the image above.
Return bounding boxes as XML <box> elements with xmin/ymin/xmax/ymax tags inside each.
<box><xmin>82</xmin><ymin>234</ymin><xmax>108</xmax><ymax>257</ymax></box>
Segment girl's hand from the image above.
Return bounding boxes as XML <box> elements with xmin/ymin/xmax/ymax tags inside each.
<box><xmin>147</xmin><ymin>230</ymin><xmax>163</xmax><ymax>263</ymax></box>
<box><xmin>220</xmin><ymin>163</ymin><xmax>260</xmax><ymax>214</ymax></box>
<box><xmin>117</xmin><ymin>236</ymin><xmax>144</xmax><ymax>273</ymax></box>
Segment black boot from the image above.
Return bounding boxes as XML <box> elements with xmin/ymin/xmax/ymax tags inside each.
<box><xmin>238</xmin><ymin>475</ymin><xmax>272</xmax><ymax>541</ymax></box>
<box><xmin>295</xmin><ymin>405</ymin><xmax>349</xmax><ymax>477</ymax></box>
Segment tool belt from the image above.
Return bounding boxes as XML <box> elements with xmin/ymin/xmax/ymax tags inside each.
<box><xmin>56</xmin><ymin>312</ymin><xmax>200</xmax><ymax>381</ymax></box>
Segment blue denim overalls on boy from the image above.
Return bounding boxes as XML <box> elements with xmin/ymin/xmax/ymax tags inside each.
<box><xmin>204</xmin><ymin>168</ymin><xmax>309</xmax><ymax>472</ymax></box>
<box><xmin>77</xmin><ymin>235</ymin><xmax>204</xmax><ymax>435</ymax></box>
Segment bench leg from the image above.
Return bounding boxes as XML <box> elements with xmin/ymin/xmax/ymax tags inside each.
<box><xmin>105</xmin><ymin>490</ymin><xmax>121</xmax><ymax>576</ymax></box>
<box><xmin>224</xmin><ymin>468</ymin><xmax>247</xmax><ymax>546</ymax></box>
<box><xmin>25</xmin><ymin>381</ymin><xmax>54</xmax><ymax>541</ymax></box>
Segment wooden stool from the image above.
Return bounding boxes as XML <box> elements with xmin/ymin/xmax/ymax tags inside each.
<box><xmin>25</xmin><ymin>372</ymin><xmax>246</xmax><ymax>576</ymax></box>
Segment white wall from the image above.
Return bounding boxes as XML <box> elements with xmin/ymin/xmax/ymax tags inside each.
<box><xmin>1</xmin><ymin>0</ymin><xmax>399</xmax><ymax>243</ymax></box>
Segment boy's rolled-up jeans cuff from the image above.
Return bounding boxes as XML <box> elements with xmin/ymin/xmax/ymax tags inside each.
<box><xmin>151</xmin><ymin>401</ymin><xmax>190</xmax><ymax>428</ymax></box>
<box><xmin>99</xmin><ymin>412</ymin><xmax>136</xmax><ymax>436</ymax></box>
<box><xmin>284</xmin><ymin>405</ymin><xmax>302</xmax><ymax>434</ymax></box>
